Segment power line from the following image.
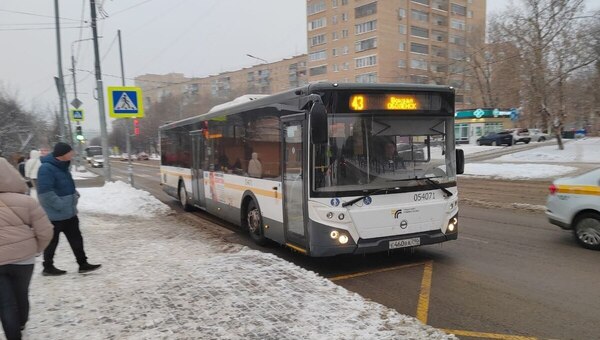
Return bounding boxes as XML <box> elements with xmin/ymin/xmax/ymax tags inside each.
<box><xmin>106</xmin><ymin>0</ymin><xmax>156</xmax><ymax>17</ymax></box>
<box><xmin>0</xmin><ymin>26</ymin><xmax>87</xmax><ymax>31</ymax></box>
<box><xmin>0</xmin><ymin>8</ymin><xmax>82</xmax><ymax>21</ymax></box>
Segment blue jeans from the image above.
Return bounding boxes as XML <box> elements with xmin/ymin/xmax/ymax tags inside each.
<box><xmin>0</xmin><ymin>264</ymin><xmax>34</xmax><ymax>340</ymax></box>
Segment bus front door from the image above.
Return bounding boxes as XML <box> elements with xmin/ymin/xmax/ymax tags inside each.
<box><xmin>190</xmin><ymin>132</ymin><xmax>206</xmax><ymax>209</ymax></box>
<box><xmin>282</xmin><ymin>118</ymin><xmax>307</xmax><ymax>249</ymax></box>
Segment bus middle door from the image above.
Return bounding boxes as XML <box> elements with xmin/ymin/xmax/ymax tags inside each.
<box><xmin>190</xmin><ymin>130</ymin><xmax>207</xmax><ymax>209</ymax></box>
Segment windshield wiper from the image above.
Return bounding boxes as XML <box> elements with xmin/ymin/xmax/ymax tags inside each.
<box><xmin>416</xmin><ymin>176</ymin><xmax>453</xmax><ymax>198</ymax></box>
<box><xmin>342</xmin><ymin>186</ymin><xmax>400</xmax><ymax>207</ymax></box>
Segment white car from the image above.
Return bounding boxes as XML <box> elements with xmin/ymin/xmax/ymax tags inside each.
<box><xmin>90</xmin><ymin>155</ymin><xmax>104</xmax><ymax>168</ymax></box>
<box><xmin>528</xmin><ymin>128</ymin><xmax>551</xmax><ymax>142</ymax></box>
<box><xmin>546</xmin><ymin>168</ymin><xmax>600</xmax><ymax>250</ymax></box>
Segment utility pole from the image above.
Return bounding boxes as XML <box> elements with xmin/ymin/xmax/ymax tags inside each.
<box><xmin>53</xmin><ymin>0</ymin><xmax>66</xmax><ymax>142</ymax></box>
<box><xmin>118</xmin><ymin>29</ymin><xmax>134</xmax><ymax>187</ymax></box>
<box><xmin>90</xmin><ymin>0</ymin><xmax>111</xmax><ymax>180</ymax></box>
<box><xmin>71</xmin><ymin>55</ymin><xmax>83</xmax><ymax>170</ymax></box>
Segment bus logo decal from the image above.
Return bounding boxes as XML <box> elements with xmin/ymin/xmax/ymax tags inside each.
<box><xmin>393</xmin><ymin>209</ymin><xmax>402</xmax><ymax>219</ymax></box>
<box><xmin>400</xmin><ymin>220</ymin><xmax>408</xmax><ymax>229</ymax></box>
<box><xmin>330</xmin><ymin>198</ymin><xmax>340</xmax><ymax>207</ymax></box>
<box><xmin>363</xmin><ymin>196</ymin><xmax>372</xmax><ymax>205</ymax></box>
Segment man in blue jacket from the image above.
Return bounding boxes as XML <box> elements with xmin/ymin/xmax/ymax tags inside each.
<box><xmin>37</xmin><ymin>142</ymin><xmax>101</xmax><ymax>276</ymax></box>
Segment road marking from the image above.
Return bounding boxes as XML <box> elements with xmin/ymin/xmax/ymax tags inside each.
<box><xmin>442</xmin><ymin>329</ymin><xmax>539</xmax><ymax>340</ymax></box>
<box><xmin>460</xmin><ymin>235</ymin><xmax>489</xmax><ymax>244</ymax></box>
<box><xmin>328</xmin><ymin>262</ymin><xmax>426</xmax><ymax>282</ymax></box>
<box><xmin>416</xmin><ymin>261</ymin><xmax>433</xmax><ymax>324</ymax></box>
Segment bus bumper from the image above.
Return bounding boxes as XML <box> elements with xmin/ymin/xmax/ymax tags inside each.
<box><xmin>353</xmin><ymin>230</ymin><xmax>457</xmax><ymax>255</ymax></box>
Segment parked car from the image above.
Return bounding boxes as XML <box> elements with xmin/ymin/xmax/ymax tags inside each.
<box><xmin>90</xmin><ymin>155</ymin><xmax>104</xmax><ymax>168</ymax></box>
<box><xmin>546</xmin><ymin>168</ymin><xmax>600</xmax><ymax>250</ymax></box>
<box><xmin>137</xmin><ymin>152</ymin><xmax>149</xmax><ymax>160</ymax></box>
<box><xmin>120</xmin><ymin>153</ymin><xmax>137</xmax><ymax>161</ymax></box>
<box><xmin>528</xmin><ymin>128</ymin><xmax>551</xmax><ymax>142</ymax></box>
<box><xmin>476</xmin><ymin>131</ymin><xmax>513</xmax><ymax>146</ymax></box>
<box><xmin>509</xmin><ymin>128</ymin><xmax>531</xmax><ymax>144</ymax></box>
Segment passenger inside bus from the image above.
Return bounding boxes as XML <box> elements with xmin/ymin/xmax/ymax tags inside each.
<box><xmin>248</xmin><ymin>152</ymin><xmax>262</xmax><ymax>178</ymax></box>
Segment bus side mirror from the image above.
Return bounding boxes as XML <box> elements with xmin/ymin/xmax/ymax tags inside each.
<box><xmin>456</xmin><ymin>149</ymin><xmax>465</xmax><ymax>175</ymax></box>
<box><xmin>310</xmin><ymin>102</ymin><xmax>328</xmax><ymax>144</ymax></box>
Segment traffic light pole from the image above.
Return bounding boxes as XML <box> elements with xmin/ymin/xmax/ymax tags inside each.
<box><xmin>118</xmin><ymin>29</ymin><xmax>134</xmax><ymax>187</ymax></box>
<box><xmin>71</xmin><ymin>55</ymin><xmax>83</xmax><ymax>170</ymax></box>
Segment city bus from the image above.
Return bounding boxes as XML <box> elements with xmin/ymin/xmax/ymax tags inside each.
<box><xmin>159</xmin><ymin>83</ymin><xmax>464</xmax><ymax>257</ymax></box>
<box><xmin>84</xmin><ymin>146</ymin><xmax>102</xmax><ymax>162</ymax></box>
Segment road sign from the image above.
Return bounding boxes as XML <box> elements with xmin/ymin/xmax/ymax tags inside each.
<box><xmin>71</xmin><ymin>98</ymin><xmax>83</xmax><ymax>109</ymax></box>
<box><xmin>107</xmin><ymin>86</ymin><xmax>144</xmax><ymax>118</ymax></box>
<box><xmin>70</xmin><ymin>108</ymin><xmax>85</xmax><ymax>121</ymax></box>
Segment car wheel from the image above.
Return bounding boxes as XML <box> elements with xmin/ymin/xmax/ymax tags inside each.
<box><xmin>247</xmin><ymin>200</ymin><xmax>268</xmax><ymax>246</ymax></box>
<box><xmin>491</xmin><ymin>141</ymin><xmax>497</xmax><ymax>146</ymax></box>
<box><xmin>538</xmin><ymin>137</ymin><xmax>546</xmax><ymax>142</ymax></box>
<box><xmin>178</xmin><ymin>182</ymin><xmax>193</xmax><ymax>212</ymax></box>
<box><xmin>573</xmin><ymin>213</ymin><xmax>600</xmax><ymax>250</ymax></box>
<box><xmin>477</xmin><ymin>140</ymin><xmax>482</xmax><ymax>146</ymax></box>
<box><xmin>524</xmin><ymin>140</ymin><xmax>530</xmax><ymax>144</ymax></box>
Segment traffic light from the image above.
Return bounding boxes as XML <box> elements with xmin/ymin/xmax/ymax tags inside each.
<box><xmin>133</xmin><ymin>119</ymin><xmax>140</xmax><ymax>136</ymax></box>
<box><xmin>75</xmin><ymin>125</ymin><xmax>84</xmax><ymax>141</ymax></box>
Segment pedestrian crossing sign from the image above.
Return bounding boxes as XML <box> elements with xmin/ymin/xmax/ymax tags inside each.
<box><xmin>107</xmin><ymin>86</ymin><xmax>144</xmax><ymax>118</ymax></box>
<box><xmin>70</xmin><ymin>108</ymin><xmax>84</xmax><ymax>121</ymax></box>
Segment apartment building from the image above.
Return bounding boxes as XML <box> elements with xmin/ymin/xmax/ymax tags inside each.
<box><xmin>306</xmin><ymin>0</ymin><xmax>486</xmax><ymax>108</ymax></box>
<box><xmin>134</xmin><ymin>55</ymin><xmax>308</xmax><ymax>110</ymax></box>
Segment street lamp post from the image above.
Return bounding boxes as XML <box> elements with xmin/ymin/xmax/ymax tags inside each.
<box><xmin>246</xmin><ymin>54</ymin><xmax>268</xmax><ymax>64</ymax></box>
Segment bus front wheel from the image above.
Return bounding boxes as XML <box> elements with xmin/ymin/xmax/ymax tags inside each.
<box><xmin>247</xmin><ymin>200</ymin><xmax>267</xmax><ymax>246</ymax></box>
<box><xmin>178</xmin><ymin>182</ymin><xmax>193</xmax><ymax>212</ymax></box>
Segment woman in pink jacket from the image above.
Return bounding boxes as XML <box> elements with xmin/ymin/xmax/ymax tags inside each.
<box><xmin>0</xmin><ymin>158</ymin><xmax>53</xmax><ymax>340</ymax></box>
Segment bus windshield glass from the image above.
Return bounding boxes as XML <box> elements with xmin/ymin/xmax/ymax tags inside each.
<box><xmin>312</xmin><ymin>114</ymin><xmax>455</xmax><ymax>193</ymax></box>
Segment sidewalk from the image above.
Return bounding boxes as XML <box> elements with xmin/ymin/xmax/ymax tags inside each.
<box><xmin>16</xmin><ymin>183</ymin><xmax>455</xmax><ymax>339</ymax></box>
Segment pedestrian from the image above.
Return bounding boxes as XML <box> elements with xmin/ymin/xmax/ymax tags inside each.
<box><xmin>0</xmin><ymin>158</ymin><xmax>53</xmax><ymax>340</ymax></box>
<box><xmin>24</xmin><ymin>150</ymin><xmax>41</xmax><ymax>189</ymax></box>
<box><xmin>37</xmin><ymin>142</ymin><xmax>101</xmax><ymax>276</ymax></box>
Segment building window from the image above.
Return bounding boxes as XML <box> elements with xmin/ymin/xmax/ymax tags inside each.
<box><xmin>310</xmin><ymin>34</ymin><xmax>326</xmax><ymax>47</ymax></box>
<box><xmin>410</xmin><ymin>59</ymin><xmax>428</xmax><ymax>70</ymax></box>
<box><xmin>467</xmin><ymin>10</ymin><xmax>473</xmax><ymax>18</ymax></box>
<box><xmin>411</xmin><ymin>9</ymin><xmax>429</xmax><ymax>22</ymax></box>
<box><xmin>333</xmin><ymin>64</ymin><xmax>339</xmax><ymax>72</ymax></box>
<box><xmin>450</xmin><ymin>35</ymin><xmax>465</xmax><ymax>46</ymax></box>
<box><xmin>342</xmin><ymin>45</ymin><xmax>349</xmax><ymax>54</ymax></box>
<box><xmin>308</xmin><ymin>17</ymin><xmax>327</xmax><ymax>31</ymax></box>
<box><xmin>432</xmin><ymin>0</ymin><xmax>448</xmax><ymax>11</ymax></box>
<box><xmin>332</xmin><ymin>48</ymin><xmax>338</xmax><ymax>56</ymax></box>
<box><xmin>410</xmin><ymin>42</ymin><xmax>429</xmax><ymax>54</ymax></box>
<box><xmin>332</xmin><ymin>31</ymin><xmax>339</xmax><ymax>40</ymax></box>
<box><xmin>307</xmin><ymin>1</ymin><xmax>326</xmax><ymax>15</ymax></box>
<box><xmin>411</xmin><ymin>0</ymin><xmax>429</xmax><ymax>6</ymax></box>
<box><xmin>398</xmin><ymin>8</ymin><xmax>406</xmax><ymax>18</ymax></box>
<box><xmin>343</xmin><ymin>62</ymin><xmax>350</xmax><ymax>70</ymax></box>
<box><xmin>398</xmin><ymin>59</ymin><xmax>406</xmax><ymax>68</ymax></box>
<box><xmin>355</xmin><ymin>37</ymin><xmax>377</xmax><ymax>52</ymax></box>
<box><xmin>332</xmin><ymin>15</ymin><xmax>338</xmax><ymax>24</ymax></box>
<box><xmin>449</xmin><ymin>48</ymin><xmax>465</xmax><ymax>60</ymax></box>
<box><xmin>342</xmin><ymin>13</ymin><xmax>348</xmax><ymax>21</ymax></box>
<box><xmin>451</xmin><ymin>19</ymin><xmax>465</xmax><ymax>30</ymax></box>
<box><xmin>355</xmin><ymin>20</ymin><xmax>377</xmax><ymax>34</ymax></box>
<box><xmin>399</xmin><ymin>41</ymin><xmax>406</xmax><ymax>51</ymax></box>
<box><xmin>356</xmin><ymin>72</ymin><xmax>377</xmax><ymax>83</ymax></box>
<box><xmin>451</xmin><ymin>3</ymin><xmax>466</xmax><ymax>16</ymax></box>
<box><xmin>355</xmin><ymin>55</ymin><xmax>377</xmax><ymax>68</ymax></box>
<box><xmin>449</xmin><ymin>79</ymin><xmax>463</xmax><ymax>88</ymax></box>
<box><xmin>399</xmin><ymin>24</ymin><xmax>407</xmax><ymax>34</ymax></box>
<box><xmin>455</xmin><ymin>123</ymin><xmax>469</xmax><ymax>142</ymax></box>
<box><xmin>309</xmin><ymin>65</ymin><xmax>327</xmax><ymax>76</ymax></box>
<box><xmin>410</xmin><ymin>75</ymin><xmax>429</xmax><ymax>84</ymax></box>
<box><xmin>342</xmin><ymin>29</ymin><xmax>349</xmax><ymax>38</ymax></box>
<box><xmin>342</xmin><ymin>0</ymin><xmax>348</xmax><ymax>5</ymax></box>
<box><xmin>332</xmin><ymin>0</ymin><xmax>338</xmax><ymax>7</ymax></box>
<box><xmin>455</xmin><ymin>94</ymin><xmax>464</xmax><ymax>103</ymax></box>
<box><xmin>355</xmin><ymin>2</ymin><xmax>377</xmax><ymax>19</ymax></box>
<box><xmin>309</xmin><ymin>50</ymin><xmax>327</xmax><ymax>62</ymax></box>
<box><xmin>432</xmin><ymin>30</ymin><xmax>446</xmax><ymax>42</ymax></box>
<box><xmin>411</xmin><ymin>26</ymin><xmax>429</xmax><ymax>39</ymax></box>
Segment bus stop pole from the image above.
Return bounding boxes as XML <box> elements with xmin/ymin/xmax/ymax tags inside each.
<box><xmin>118</xmin><ymin>29</ymin><xmax>134</xmax><ymax>187</ymax></box>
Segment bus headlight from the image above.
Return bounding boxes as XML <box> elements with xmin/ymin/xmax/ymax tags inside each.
<box><xmin>330</xmin><ymin>230</ymin><xmax>340</xmax><ymax>239</ymax></box>
<box><xmin>339</xmin><ymin>234</ymin><xmax>349</xmax><ymax>244</ymax></box>
<box><xmin>447</xmin><ymin>215</ymin><xmax>458</xmax><ymax>233</ymax></box>
<box><xmin>326</xmin><ymin>212</ymin><xmax>334</xmax><ymax>219</ymax></box>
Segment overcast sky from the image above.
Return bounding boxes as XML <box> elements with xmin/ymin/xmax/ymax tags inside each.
<box><xmin>0</xmin><ymin>0</ymin><xmax>598</xmax><ymax>133</ymax></box>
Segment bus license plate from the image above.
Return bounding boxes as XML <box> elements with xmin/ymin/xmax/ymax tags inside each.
<box><xmin>389</xmin><ymin>237</ymin><xmax>420</xmax><ymax>249</ymax></box>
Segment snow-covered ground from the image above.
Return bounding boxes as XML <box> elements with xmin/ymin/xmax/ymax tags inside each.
<box><xmin>14</xmin><ymin>183</ymin><xmax>455</xmax><ymax>340</ymax></box>
<box><xmin>462</xmin><ymin>163</ymin><xmax>577</xmax><ymax>180</ymax></box>
<box><xmin>71</xmin><ymin>169</ymin><xmax>98</xmax><ymax>180</ymax></box>
<box><xmin>493</xmin><ymin>137</ymin><xmax>600</xmax><ymax>163</ymax></box>
<box><xmin>456</xmin><ymin>144</ymin><xmax>503</xmax><ymax>155</ymax></box>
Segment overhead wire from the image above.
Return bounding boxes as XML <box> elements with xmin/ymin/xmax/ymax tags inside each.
<box><xmin>0</xmin><ymin>8</ymin><xmax>81</xmax><ymax>21</ymax></box>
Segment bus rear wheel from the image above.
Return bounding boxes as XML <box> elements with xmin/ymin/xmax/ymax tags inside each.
<box><xmin>247</xmin><ymin>200</ymin><xmax>267</xmax><ymax>246</ymax></box>
<box><xmin>178</xmin><ymin>182</ymin><xmax>193</xmax><ymax>212</ymax></box>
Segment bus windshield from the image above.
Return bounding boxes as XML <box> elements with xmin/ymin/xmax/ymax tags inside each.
<box><xmin>313</xmin><ymin>114</ymin><xmax>455</xmax><ymax>193</ymax></box>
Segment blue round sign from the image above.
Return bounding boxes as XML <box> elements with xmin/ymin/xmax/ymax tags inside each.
<box><xmin>363</xmin><ymin>196</ymin><xmax>372</xmax><ymax>205</ymax></box>
<box><xmin>330</xmin><ymin>198</ymin><xmax>340</xmax><ymax>207</ymax></box>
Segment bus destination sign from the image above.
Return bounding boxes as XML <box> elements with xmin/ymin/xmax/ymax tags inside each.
<box><xmin>348</xmin><ymin>93</ymin><xmax>443</xmax><ymax>111</ymax></box>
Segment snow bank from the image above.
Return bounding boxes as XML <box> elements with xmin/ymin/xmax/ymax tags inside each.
<box><xmin>494</xmin><ymin>137</ymin><xmax>600</xmax><ymax>163</ymax></box>
<box><xmin>78</xmin><ymin>181</ymin><xmax>171</xmax><ymax>217</ymax></box>
<box><xmin>463</xmin><ymin>163</ymin><xmax>576</xmax><ymax>180</ymax></box>
<box><xmin>457</xmin><ymin>144</ymin><xmax>503</xmax><ymax>155</ymax></box>
<box><xmin>71</xmin><ymin>170</ymin><xmax>98</xmax><ymax>180</ymax></box>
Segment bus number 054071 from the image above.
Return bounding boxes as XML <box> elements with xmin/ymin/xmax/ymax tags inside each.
<box><xmin>414</xmin><ymin>192</ymin><xmax>435</xmax><ymax>201</ymax></box>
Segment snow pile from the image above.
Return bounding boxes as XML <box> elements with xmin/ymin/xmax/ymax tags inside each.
<box><xmin>71</xmin><ymin>170</ymin><xmax>98</xmax><ymax>180</ymax></box>
<box><xmin>494</xmin><ymin>137</ymin><xmax>600</xmax><ymax>163</ymax></box>
<box><xmin>21</xmin><ymin>214</ymin><xmax>456</xmax><ymax>339</ymax></box>
<box><xmin>78</xmin><ymin>181</ymin><xmax>171</xmax><ymax>217</ymax></box>
<box><xmin>463</xmin><ymin>163</ymin><xmax>576</xmax><ymax>180</ymax></box>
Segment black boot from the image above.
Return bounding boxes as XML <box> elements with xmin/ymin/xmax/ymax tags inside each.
<box><xmin>42</xmin><ymin>266</ymin><xmax>67</xmax><ymax>276</ymax></box>
<box><xmin>79</xmin><ymin>263</ymin><xmax>101</xmax><ymax>273</ymax></box>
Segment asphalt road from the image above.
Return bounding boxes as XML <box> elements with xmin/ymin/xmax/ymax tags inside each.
<box><xmin>87</xmin><ymin>161</ymin><xmax>599</xmax><ymax>340</ymax></box>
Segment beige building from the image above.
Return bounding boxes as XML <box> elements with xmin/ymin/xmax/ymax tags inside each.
<box><xmin>306</xmin><ymin>0</ymin><xmax>486</xmax><ymax>109</ymax></box>
<box><xmin>134</xmin><ymin>55</ymin><xmax>308</xmax><ymax>110</ymax></box>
